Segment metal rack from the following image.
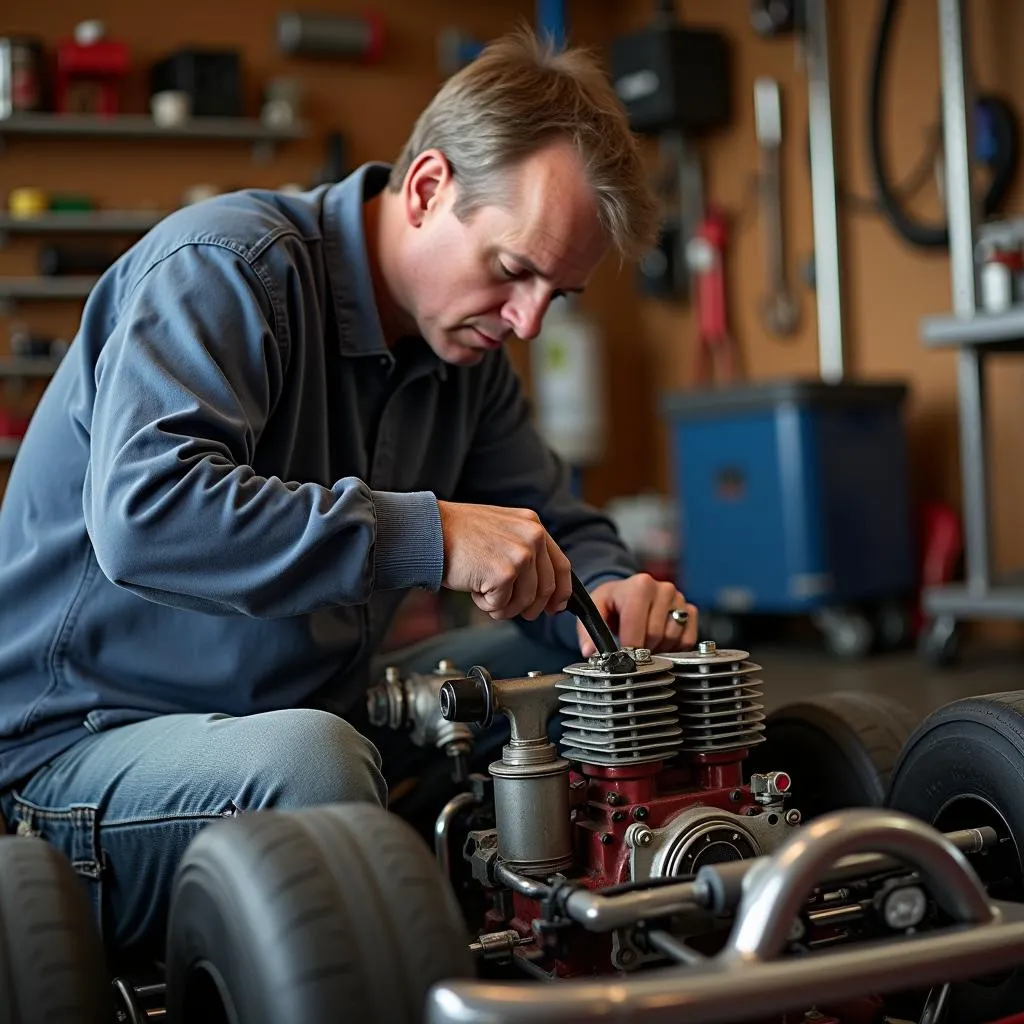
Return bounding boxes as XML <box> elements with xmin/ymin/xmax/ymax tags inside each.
<box><xmin>0</xmin><ymin>277</ymin><xmax>98</xmax><ymax>302</ymax></box>
<box><xmin>0</xmin><ymin>111</ymin><xmax>311</xmax><ymax>463</ymax></box>
<box><xmin>0</xmin><ymin>112</ymin><xmax>307</xmax><ymax>146</ymax></box>
<box><xmin>0</xmin><ymin>358</ymin><xmax>63</xmax><ymax>378</ymax></box>
<box><xmin>918</xmin><ymin>0</ymin><xmax>1024</xmax><ymax>656</ymax></box>
<box><xmin>0</xmin><ymin>210</ymin><xmax>168</xmax><ymax>241</ymax></box>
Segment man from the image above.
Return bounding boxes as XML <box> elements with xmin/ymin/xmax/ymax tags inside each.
<box><xmin>0</xmin><ymin>29</ymin><xmax>697</xmax><ymax>952</ymax></box>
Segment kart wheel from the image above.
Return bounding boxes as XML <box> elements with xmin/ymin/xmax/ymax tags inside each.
<box><xmin>746</xmin><ymin>691</ymin><xmax>918</xmax><ymax>821</ymax></box>
<box><xmin>166</xmin><ymin>803</ymin><xmax>473</xmax><ymax>1024</ymax></box>
<box><xmin>888</xmin><ymin>692</ymin><xmax>1024</xmax><ymax>1023</ymax></box>
<box><xmin>0</xmin><ymin>837</ymin><xmax>109</xmax><ymax>1024</ymax></box>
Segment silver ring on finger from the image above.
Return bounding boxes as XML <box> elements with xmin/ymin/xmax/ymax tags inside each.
<box><xmin>668</xmin><ymin>607</ymin><xmax>688</xmax><ymax>626</ymax></box>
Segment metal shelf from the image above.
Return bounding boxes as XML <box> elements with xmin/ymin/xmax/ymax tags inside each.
<box><xmin>0</xmin><ymin>277</ymin><xmax>97</xmax><ymax>300</ymax></box>
<box><xmin>0</xmin><ymin>358</ymin><xmax>62</xmax><ymax>378</ymax></box>
<box><xmin>917</xmin><ymin>0</ymin><xmax>1024</xmax><ymax>636</ymax></box>
<box><xmin>921</xmin><ymin>308</ymin><xmax>1024</xmax><ymax>349</ymax></box>
<box><xmin>0</xmin><ymin>112</ymin><xmax>308</xmax><ymax>143</ymax></box>
<box><xmin>924</xmin><ymin>575</ymin><xmax>1024</xmax><ymax>618</ymax></box>
<box><xmin>0</xmin><ymin>439</ymin><xmax>20</xmax><ymax>461</ymax></box>
<box><xmin>0</xmin><ymin>211</ymin><xmax>168</xmax><ymax>235</ymax></box>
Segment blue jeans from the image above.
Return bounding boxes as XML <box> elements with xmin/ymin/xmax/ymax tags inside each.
<box><xmin>0</xmin><ymin>621</ymin><xmax>574</xmax><ymax>955</ymax></box>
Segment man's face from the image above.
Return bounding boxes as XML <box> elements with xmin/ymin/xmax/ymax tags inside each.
<box><xmin>399</xmin><ymin>142</ymin><xmax>608</xmax><ymax>366</ymax></box>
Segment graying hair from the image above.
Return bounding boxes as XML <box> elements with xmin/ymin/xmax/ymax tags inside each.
<box><xmin>389</xmin><ymin>28</ymin><xmax>658</xmax><ymax>260</ymax></box>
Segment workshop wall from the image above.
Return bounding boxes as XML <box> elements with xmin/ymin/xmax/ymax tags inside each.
<box><xmin>0</xmin><ymin>0</ymin><xmax>547</xmax><ymax>493</ymax></box>
<box><xmin>3</xmin><ymin>1</ymin><xmax>1024</xmax><ymax>615</ymax></box>
<box><xmin>591</xmin><ymin>0</ymin><xmax>1024</xmax><ymax>607</ymax></box>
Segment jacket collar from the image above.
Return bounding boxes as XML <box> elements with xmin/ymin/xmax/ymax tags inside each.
<box><xmin>321</xmin><ymin>162</ymin><xmax>447</xmax><ymax>381</ymax></box>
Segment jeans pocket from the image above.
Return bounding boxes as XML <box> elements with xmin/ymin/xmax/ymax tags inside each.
<box><xmin>9</xmin><ymin>793</ymin><xmax>105</xmax><ymax>939</ymax></box>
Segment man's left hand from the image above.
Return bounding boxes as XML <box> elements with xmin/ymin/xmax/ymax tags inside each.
<box><xmin>575</xmin><ymin>573</ymin><xmax>699</xmax><ymax>657</ymax></box>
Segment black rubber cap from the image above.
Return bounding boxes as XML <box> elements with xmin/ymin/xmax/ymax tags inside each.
<box><xmin>438</xmin><ymin>666</ymin><xmax>493</xmax><ymax>727</ymax></box>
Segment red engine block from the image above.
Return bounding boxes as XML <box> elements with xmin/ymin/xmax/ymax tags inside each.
<box><xmin>569</xmin><ymin>752</ymin><xmax>765</xmax><ymax>885</ymax></box>
<box><xmin>495</xmin><ymin>746</ymin><xmax>768</xmax><ymax>975</ymax></box>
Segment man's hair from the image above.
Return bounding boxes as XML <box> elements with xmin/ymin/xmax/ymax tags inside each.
<box><xmin>388</xmin><ymin>28</ymin><xmax>658</xmax><ymax>261</ymax></box>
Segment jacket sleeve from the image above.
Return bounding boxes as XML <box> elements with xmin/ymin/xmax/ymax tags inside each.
<box><xmin>83</xmin><ymin>244</ymin><xmax>442</xmax><ymax>618</ymax></box>
<box><xmin>453</xmin><ymin>352</ymin><xmax>639</xmax><ymax>652</ymax></box>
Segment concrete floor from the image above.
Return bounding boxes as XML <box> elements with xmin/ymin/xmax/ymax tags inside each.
<box><xmin>754</xmin><ymin>639</ymin><xmax>1024</xmax><ymax>721</ymax></box>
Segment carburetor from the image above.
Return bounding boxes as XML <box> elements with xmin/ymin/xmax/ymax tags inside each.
<box><xmin>365</xmin><ymin>659</ymin><xmax>475</xmax><ymax>781</ymax></box>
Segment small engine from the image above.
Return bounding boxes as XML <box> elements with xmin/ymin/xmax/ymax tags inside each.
<box><xmin>439</xmin><ymin>641</ymin><xmax>800</xmax><ymax>976</ymax></box>
<box><xmin>369</xmin><ymin>633</ymin><xmax>802</xmax><ymax>978</ymax></box>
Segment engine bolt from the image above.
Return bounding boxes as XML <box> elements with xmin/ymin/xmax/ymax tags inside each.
<box><xmin>730</xmin><ymin>789</ymin><xmax>742</xmax><ymax>802</ymax></box>
<box><xmin>698</xmin><ymin>640</ymin><xmax>717</xmax><ymax>655</ymax></box>
<box><xmin>625</xmin><ymin>823</ymin><xmax>654</xmax><ymax>848</ymax></box>
<box><xmin>599</xmin><ymin>832</ymin><xmax>614</xmax><ymax>846</ymax></box>
<box><xmin>785</xmin><ymin>808</ymin><xmax>802</xmax><ymax>826</ymax></box>
<box><xmin>634</xmin><ymin>648</ymin><xmax>652</xmax><ymax>663</ymax></box>
<box><xmin>632</xmin><ymin>806</ymin><xmax>649</xmax><ymax>821</ymax></box>
<box><xmin>611</xmin><ymin>811</ymin><xmax>626</xmax><ymax>823</ymax></box>
<box><xmin>606</xmin><ymin>792</ymin><xmax>624</xmax><ymax>806</ymax></box>
<box><xmin>436</xmin><ymin>659</ymin><xmax>456</xmax><ymax>673</ymax></box>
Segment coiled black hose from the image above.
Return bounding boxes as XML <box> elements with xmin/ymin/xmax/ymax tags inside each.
<box><xmin>867</xmin><ymin>0</ymin><xmax>1018</xmax><ymax>248</ymax></box>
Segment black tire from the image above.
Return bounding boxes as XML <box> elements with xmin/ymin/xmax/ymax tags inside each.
<box><xmin>887</xmin><ymin>692</ymin><xmax>1024</xmax><ymax>1023</ymax></box>
<box><xmin>166</xmin><ymin>803</ymin><xmax>473</xmax><ymax>1024</ymax></box>
<box><xmin>746</xmin><ymin>691</ymin><xmax>918</xmax><ymax>821</ymax></box>
<box><xmin>0</xmin><ymin>837</ymin><xmax>109</xmax><ymax>1024</ymax></box>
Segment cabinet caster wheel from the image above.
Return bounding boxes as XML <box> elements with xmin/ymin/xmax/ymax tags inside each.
<box><xmin>918</xmin><ymin>615</ymin><xmax>960</xmax><ymax>668</ymax></box>
<box><xmin>814</xmin><ymin>607</ymin><xmax>875</xmax><ymax>660</ymax></box>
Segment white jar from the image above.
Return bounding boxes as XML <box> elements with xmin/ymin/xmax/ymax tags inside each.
<box><xmin>981</xmin><ymin>258</ymin><xmax>1012</xmax><ymax>312</ymax></box>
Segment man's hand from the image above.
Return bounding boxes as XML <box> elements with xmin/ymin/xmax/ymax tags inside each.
<box><xmin>576</xmin><ymin>574</ymin><xmax>699</xmax><ymax>656</ymax></box>
<box><xmin>437</xmin><ymin>500</ymin><xmax>573</xmax><ymax>621</ymax></box>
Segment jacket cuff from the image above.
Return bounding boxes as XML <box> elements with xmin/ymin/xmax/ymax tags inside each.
<box><xmin>371</xmin><ymin>490</ymin><xmax>444</xmax><ymax>591</ymax></box>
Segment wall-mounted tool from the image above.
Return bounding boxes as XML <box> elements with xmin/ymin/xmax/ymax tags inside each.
<box><xmin>687</xmin><ymin>207</ymin><xmax>739</xmax><ymax>385</ymax></box>
<box><xmin>277</xmin><ymin>12</ymin><xmax>385</xmax><ymax>62</ymax></box>
<box><xmin>754</xmin><ymin>76</ymin><xmax>799</xmax><ymax>336</ymax></box>
<box><xmin>609</xmin><ymin>6</ymin><xmax>732</xmax><ymax>302</ymax></box>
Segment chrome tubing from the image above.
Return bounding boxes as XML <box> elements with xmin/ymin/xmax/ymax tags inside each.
<box><xmin>559</xmin><ymin>825</ymin><xmax>996</xmax><ymax>934</ymax></box>
<box><xmin>563</xmin><ymin>882</ymin><xmax>701</xmax><ymax>933</ymax></box>
<box><xmin>434</xmin><ymin>792</ymin><xmax>479</xmax><ymax>884</ymax></box>
<box><xmin>724</xmin><ymin>809</ymin><xmax>994</xmax><ymax>963</ymax></box>
<box><xmin>493</xmin><ymin>861</ymin><xmax>551</xmax><ymax>901</ymax></box>
<box><xmin>427</xmin><ymin>809</ymin><xmax>1015</xmax><ymax>1024</ymax></box>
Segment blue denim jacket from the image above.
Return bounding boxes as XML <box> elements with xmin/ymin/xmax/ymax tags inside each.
<box><xmin>0</xmin><ymin>163</ymin><xmax>636</xmax><ymax>789</ymax></box>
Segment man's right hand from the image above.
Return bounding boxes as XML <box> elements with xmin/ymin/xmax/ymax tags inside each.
<box><xmin>437</xmin><ymin>500</ymin><xmax>572</xmax><ymax>621</ymax></box>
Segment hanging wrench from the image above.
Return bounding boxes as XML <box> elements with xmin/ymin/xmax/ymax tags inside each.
<box><xmin>755</xmin><ymin>76</ymin><xmax>799</xmax><ymax>336</ymax></box>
